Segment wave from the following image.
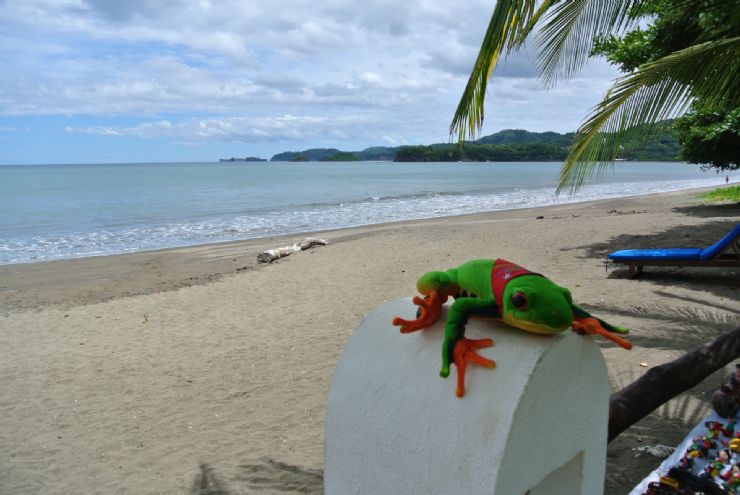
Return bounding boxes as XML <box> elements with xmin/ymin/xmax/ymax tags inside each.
<box><xmin>0</xmin><ymin>176</ymin><xmax>724</xmax><ymax>264</ymax></box>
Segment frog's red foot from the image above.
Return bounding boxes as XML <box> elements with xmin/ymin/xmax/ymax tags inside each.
<box><xmin>572</xmin><ymin>317</ymin><xmax>632</xmax><ymax>350</ymax></box>
<box><xmin>453</xmin><ymin>338</ymin><xmax>495</xmax><ymax>398</ymax></box>
<box><xmin>392</xmin><ymin>291</ymin><xmax>446</xmax><ymax>333</ymax></box>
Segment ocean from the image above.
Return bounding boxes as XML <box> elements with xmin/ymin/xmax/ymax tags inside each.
<box><xmin>0</xmin><ymin>161</ymin><xmax>732</xmax><ymax>265</ymax></box>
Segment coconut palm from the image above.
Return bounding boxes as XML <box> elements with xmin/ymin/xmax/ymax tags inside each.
<box><xmin>450</xmin><ymin>0</ymin><xmax>740</xmax><ymax>194</ymax></box>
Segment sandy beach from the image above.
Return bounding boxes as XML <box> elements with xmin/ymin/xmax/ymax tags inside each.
<box><xmin>1</xmin><ymin>186</ymin><xmax>739</xmax><ymax>495</ymax></box>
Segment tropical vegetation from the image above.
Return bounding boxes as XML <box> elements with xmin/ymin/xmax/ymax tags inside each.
<box><xmin>699</xmin><ymin>185</ymin><xmax>740</xmax><ymax>203</ymax></box>
<box><xmin>395</xmin><ymin>124</ymin><xmax>678</xmax><ymax>161</ymax></box>
<box><xmin>395</xmin><ymin>142</ymin><xmax>566</xmax><ymax>162</ymax></box>
<box><xmin>270</xmin><ymin>147</ymin><xmax>395</xmax><ymax>161</ymax></box>
<box><xmin>591</xmin><ymin>0</ymin><xmax>740</xmax><ymax>172</ymax></box>
<box><xmin>451</xmin><ymin>0</ymin><xmax>740</xmax><ymax>193</ymax></box>
<box><xmin>267</xmin><ymin>127</ymin><xmax>680</xmax><ymax>162</ymax></box>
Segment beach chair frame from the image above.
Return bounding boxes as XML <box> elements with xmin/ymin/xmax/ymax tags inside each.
<box><xmin>608</xmin><ymin>226</ymin><xmax>740</xmax><ymax>277</ymax></box>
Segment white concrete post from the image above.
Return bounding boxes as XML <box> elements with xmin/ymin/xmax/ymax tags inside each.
<box><xmin>325</xmin><ymin>298</ymin><xmax>610</xmax><ymax>495</ymax></box>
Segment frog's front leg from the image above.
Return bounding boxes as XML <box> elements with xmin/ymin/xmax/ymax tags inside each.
<box><xmin>440</xmin><ymin>297</ymin><xmax>498</xmax><ymax>397</ymax></box>
<box><xmin>392</xmin><ymin>269</ymin><xmax>457</xmax><ymax>333</ymax></box>
<box><xmin>392</xmin><ymin>292</ymin><xmax>447</xmax><ymax>333</ymax></box>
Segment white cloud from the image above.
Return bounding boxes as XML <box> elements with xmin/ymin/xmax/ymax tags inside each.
<box><xmin>359</xmin><ymin>72</ymin><xmax>383</xmax><ymax>86</ymax></box>
<box><xmin>0</xmin><ymin>0</ymin><xmax>622</xmax><ymax>147</ymax></box>
<box><xmin>65</xmin><ymin>114</ymin><xmax>394</xmax><ymax>144</ymax></box>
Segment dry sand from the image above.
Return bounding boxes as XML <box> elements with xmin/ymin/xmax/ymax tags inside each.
<box><xmin>1</xmin><ymin>187</ymin><xmax>739</xmax><ymax>495</ymax></box>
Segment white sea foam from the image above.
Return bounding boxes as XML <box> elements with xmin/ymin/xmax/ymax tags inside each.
<box><xmin>0</xmin><ymin>174</ymin><xmax>726</xmax><ymax>265</ymax></box>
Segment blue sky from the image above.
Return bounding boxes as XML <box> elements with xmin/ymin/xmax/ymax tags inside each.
<box><xmin>0</xmin><ymin>0</ymin><xmax>621</xmax><ymax>165</ymax></box>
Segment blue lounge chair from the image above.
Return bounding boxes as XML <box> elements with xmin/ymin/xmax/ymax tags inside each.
<box><xmin>608</xmin><ymin>224</ymin><xmax>740</xmax><ymax>276</ymax></box>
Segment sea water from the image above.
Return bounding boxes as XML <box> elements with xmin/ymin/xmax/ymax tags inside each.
<box><xmin>0</xmin><ymin>161</ymin><xmax>733</xmax><ymax>264</ymax></box>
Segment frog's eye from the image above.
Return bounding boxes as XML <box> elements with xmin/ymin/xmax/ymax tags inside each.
<box><xmin>511</xmin><ymin>291</ymin><xmax>528</xmax><ymax>310</ymax></box>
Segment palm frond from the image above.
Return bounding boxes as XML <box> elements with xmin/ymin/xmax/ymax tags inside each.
<box><xmin>557</xmin><ymin>37</ymin><xmax>740</xmax><ymax>195</ymax></box>
<box><xmin>450</xmin><ymin>0</ymin><xmax>651</xmax><ymax>142</ymax></box>
<box><xmin>536</xmin><ymin>0</ymin><xmax>648</xmax><ymax>87</ymax></box>
<box><xmin>514</xmin><ymin>0</ymin><xmax>557</xmax><ymax>46</ymax></box>
<box><xmin>449</xmin><ymin>0</ymin><xmax>538</xmax><ymax>143</ymax></box>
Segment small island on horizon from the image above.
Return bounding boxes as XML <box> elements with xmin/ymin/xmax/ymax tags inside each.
<box><xmin>220</xmin><ymin>122</ymin><xmax>681</xmax><ymax>163</ymax></box>
<box><xmin>219</xmin><ymin>157</ymin><xmax>268</xmax><ymax>162</ymax></box>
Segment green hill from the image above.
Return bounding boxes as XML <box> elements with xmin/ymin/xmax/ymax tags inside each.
<box><xmin>270</xmin><ymin>146</ymin><xmax>396</xmax><ymax>162</ymax></box>
<box><xmin>395</xmin><ymin>125</ymin><xmax>680</xmax><ymax>162</ymax></box>
<box><xmin>475</xmin><ymin>129</ymin><xmax>574</xmax><ymax>146</ymax></box>
<box><xmin>266</xmin><ymin>124</ymin><xmax>682</xmax><ymax>162</ymax></box>
<box><xmin>356</xmin><ymin>146</ymin><xmax>397</xmax><ymax>161</ymax></box>
<box><xmin>270</xmin><ymin>148</ymin><xmax>343</xmax><ymax>161</ymax></box>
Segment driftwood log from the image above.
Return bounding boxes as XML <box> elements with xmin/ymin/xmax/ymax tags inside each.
<box><xmin>257</xmin><ymin>238</ymin><xmax>329</xmax><ymax>263</ymax></box>
<box><xmin>608</xmin><ymin>326</ymin><xmax>740</xmax><ymax>442</ymax></box>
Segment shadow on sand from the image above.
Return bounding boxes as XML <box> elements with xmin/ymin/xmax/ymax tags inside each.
<box><xmin>673</xmin><ymin>202</ymin><xmax>740</xmax><ymax>219</ymax></box>
<box><xmin>577</xmin><ymin>210</ymin><xmax>740</xmax><ymax>493</ymax></box>
<box><xmin>573</xmin><ymin>220</ymin><xmax>739</xmax><ymax>299</ymax></box>
<box><xmin>191</xmin><ymin>463</ymin><xmax>233</xmax><ymax>495</ymax></box>
<box><xmin>191</xmin><ymin>459</ymin><xmax>323</xmax><ymax>495</ymax></box>
<box><xmin>582</xmin><ymin>298</ymin><xmax>739</xmax><ymax>352</ymax></box>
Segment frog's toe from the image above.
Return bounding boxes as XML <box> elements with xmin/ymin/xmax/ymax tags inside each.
<box><xmin>452</xmin><ymin>338</ymin><xmax>495</xmax><ymax>398</ymax></box>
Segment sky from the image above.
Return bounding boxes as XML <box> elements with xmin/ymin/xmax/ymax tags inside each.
<box><xmin>0</xmin><ymin>0</ymin><xmax>622</xmax><ymax>165</ymax></box>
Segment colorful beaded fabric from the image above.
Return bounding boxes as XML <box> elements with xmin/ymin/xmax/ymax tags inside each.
<box><xmin>636</xmin><ymin>365</ymin><xmax>740</xmax><ymax>495</ymax></box>
<box><xmin>642</xmin><ymin>417</ymin><xmax>739</xmax><ymax>494</ymax></box>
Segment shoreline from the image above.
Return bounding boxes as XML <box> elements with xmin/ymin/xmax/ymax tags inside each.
<box><xmin>0</xmin><ymin>184</ymin><xmax>730</xmax><ymax>313</ymax></box>
<box><xmin>1</xmin><ymin>176</ymin><xmax>731</xmax><ymax>268</ymax></box>
<box><xmin>1</xmin><ymin>185</ymin><xmax>738</xmax><ymax>495</ymax></box>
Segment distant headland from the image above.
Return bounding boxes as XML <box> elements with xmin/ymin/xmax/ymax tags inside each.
<box><xmin>222</xmin><ymin>122</ymin><xmax>681</xmax><ymax>163</ymax></box>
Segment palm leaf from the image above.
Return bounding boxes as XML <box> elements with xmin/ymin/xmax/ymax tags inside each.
<box><xmin>449</xmin><ymin>0</ymin><xmax>538</xmax><ymax>143</ymax></box>
<box><xmin>450</xmin><ymin>0</ymin><xmax>649</xmax><ymax>142</ymax></box>
<box><xmin>514</xmin><ymin>0</ymin><xmax>557</xmax><ymax>46</ymax></box>
<box><xmin>557</xmin><ymin>37</ymin><xmax>740</xmax><ymax>194</ymax></box>
<box><xmin>535</xmin><ymin>0</ymin><xmax>648</xmax><ymax>87</ymax></box>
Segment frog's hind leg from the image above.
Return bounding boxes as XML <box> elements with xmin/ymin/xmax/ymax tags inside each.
<box><xmin>392</xmin><ymin>291</ymin><xmax>447</xmax><ymax>333</ymax></box>
<box><xmin>439</xmin><ymin>298</ymin><xmax>497</xmax><ymax>397</ymax></box>
<box><xmin>571</xmin><ymin>304</ymin><xmax>632</xmax><ymax>350</ymax></box>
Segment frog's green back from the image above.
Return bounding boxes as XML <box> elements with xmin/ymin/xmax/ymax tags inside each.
<box><xmin>453</xmin><ymin>259</ymin><xmax>496</xmax><ymax>298</ymax></box>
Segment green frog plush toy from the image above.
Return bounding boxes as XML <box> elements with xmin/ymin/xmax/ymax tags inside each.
<box><xmin>392</xmin><ymin>259</ymin><xmax>632</xmax><ymax>397</ymax></box>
